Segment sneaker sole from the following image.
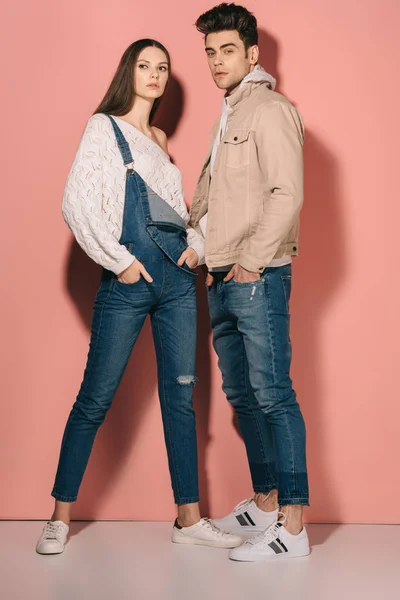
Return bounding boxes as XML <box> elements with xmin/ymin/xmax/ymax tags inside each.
<box><xmin>172</xmin><ymin>530</ymin><xmax>242</xmax><ymax>548</ymax></box>
<box><xmin>229</xmin><ymin>548</ymin><xmax>311</xmax><ymax>562</ymax></box>
<box><xmin>36</xmin><ymin>547</ymin><xmax>65</xmax><ymax>555</ymax></box>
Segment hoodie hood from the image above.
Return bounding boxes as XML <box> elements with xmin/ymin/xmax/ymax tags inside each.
<box><xmin>240</xmin><ymin>64</ymin><xmax>276</xmax><ymax>90</ymax></box>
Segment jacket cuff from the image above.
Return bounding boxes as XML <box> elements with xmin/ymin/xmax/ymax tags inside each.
<box><xmin>238</xmin><ymin>254</ymin><xmax>266</xmax><ymax>274</ymax></box>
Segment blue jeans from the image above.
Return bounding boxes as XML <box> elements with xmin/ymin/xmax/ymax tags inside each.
<box><xmin>52</xmin><ymin>260</ymin><xmax>199</xmax><ymax>505</ymax></box>
<box><xmin>208</xmin><ymin>265</ymin><xmax>309</xmax><ymax>505</ymax></box>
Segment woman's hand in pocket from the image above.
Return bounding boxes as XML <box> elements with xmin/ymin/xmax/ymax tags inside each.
<box><xmin>177</xmin><ymin>248</ymin><xmax>199</xmax><ymax>269</ymax></box>
<box><xmin>118</xmin><ymin>259</ymin><xmax>153</xmax><ymax>284</ymax></box>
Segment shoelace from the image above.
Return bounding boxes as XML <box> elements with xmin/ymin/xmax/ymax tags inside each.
<box><xmin>202</xmin><ymin>518</ymin><xmax>232</xmax><ymax>537</ymax></box>
<box><xmin>43</xmin><ymin>522</ymin><xmax>65</xmax><ymax>542</ymax></box>
<box><xmin>232</xmin><ymin>491</ymin><xmax>271</xmax><ymax>514</ymax></box>
<box><xmin>248</xmin><ymin>512</ymin><xmax>287</xmax><ymax>546</ymax></box>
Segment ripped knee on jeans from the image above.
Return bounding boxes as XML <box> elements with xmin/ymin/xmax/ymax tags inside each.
<box><xmin>176</xmin><ymin>375</ymin><xmax>199</xmax><ymax>386</ymax></box>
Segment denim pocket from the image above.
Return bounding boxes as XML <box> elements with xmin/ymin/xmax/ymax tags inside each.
<box><xmin>230</xmin><ymin>276</ymin><xmax>264</xmax><ymax>286</ymax></box>
<box><xmin>115</xmin><ymin>277</ymin><xmax>142</xmax><ymax>287</ymax></box>
<box><xmin>281</xmin><ymin>275</ymin><xmax>292</xmax><ymax>312</ymax></box>
<box><xmin>115</xmin><ymin>255</ymin><xmax>145</xmax><ymax>287</ymax></box>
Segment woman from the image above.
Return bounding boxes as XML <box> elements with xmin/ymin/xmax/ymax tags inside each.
<box><xmin>36</xmin><ymin>39</ymin><xmax>242</xmax><ymax>554</ymax></box>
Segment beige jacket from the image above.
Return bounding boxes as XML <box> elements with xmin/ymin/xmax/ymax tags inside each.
<box><xmin>189</xmin><ymin>81</ymin><xmax>304</xmax><ymax>273</ymax></box>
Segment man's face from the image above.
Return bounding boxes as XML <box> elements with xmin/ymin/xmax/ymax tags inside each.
<box><xmin>205</xmin><ymin>30</ymin><xmax>258</xmax><ymax>94</ymax></box>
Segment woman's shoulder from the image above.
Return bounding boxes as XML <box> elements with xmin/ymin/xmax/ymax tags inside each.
<box><xmin>86</xmin><ymin>113</ymin><xmax>112</xmax><ymax>129</ymax></box>
<box><xmin>151</xmin><ymin>126</ymin><xmax>168</xmax><ymax>154</ymax></box>
<box><xmin>79</xmin><ymin>114</ymin><xmax>115</xmax><ymax>146</ymax></box>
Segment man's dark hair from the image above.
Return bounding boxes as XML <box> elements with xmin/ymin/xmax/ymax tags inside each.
<box><xmin>195</xmin><ymin>3</ymin><xmax>258</xmax><ymax>50</ymax></box>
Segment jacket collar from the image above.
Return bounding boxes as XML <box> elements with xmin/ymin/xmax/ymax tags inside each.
<box><xmin>225</xmin><ymin>80</ymin><xmax>266</xmax><ymax>110</ymax></box>
<box><xmin>225</xmin><ymin>65</ymin><xmax>276</xmax><ymax>110</ymax></box>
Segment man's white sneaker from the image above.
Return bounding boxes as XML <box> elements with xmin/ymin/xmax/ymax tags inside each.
<box><xmin>229</xmin><ymin>514</ymin><xmax>310</xmax><ymax>562</ymax></box>
<box><xmin>172</xmin><ymin>518</ymin><xmax>243</xmax><ymax>548</ymax></box>
<box><xmin>36</xmin><ymin>521</ymin><xmax>69</xmax><ymax>555</ymax></box>
<box><xmin>213</xmin><ymin>498</ymin><xmax>279</xmax><ymax>534</ymax></box>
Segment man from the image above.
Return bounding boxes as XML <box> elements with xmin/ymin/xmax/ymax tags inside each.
<box><xmin>189</xmin><ymin>3</ymin><xmax>310</xmax><ymax>561</ymax></box>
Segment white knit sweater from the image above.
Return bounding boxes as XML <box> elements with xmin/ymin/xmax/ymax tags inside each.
<box><xmin>62</xmin><ymin>114</ymin><xmax>205</xmax><ymax>275</ymax></box>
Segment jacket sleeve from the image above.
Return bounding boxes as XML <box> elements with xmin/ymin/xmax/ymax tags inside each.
<box><xmin>62</xmin><ymin>115</ymin><xmax>136</xmax><ymax>275</ymax></box>
<box><xmin>238</xmin><ymin>101</ymin><xmax>304</xmax><ymax>272</ymax></box>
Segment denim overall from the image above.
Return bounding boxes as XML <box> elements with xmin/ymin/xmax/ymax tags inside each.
<box><xmin>52</xmin><ymin>117</ymin><xmax>199</xmax><ymax>505</ymax></box>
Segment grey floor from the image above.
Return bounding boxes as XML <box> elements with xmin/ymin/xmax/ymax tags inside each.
<box><xmin>1</xmin><ymin>522</ymin><xmax>399</xmax><ymax>600</ymax></box>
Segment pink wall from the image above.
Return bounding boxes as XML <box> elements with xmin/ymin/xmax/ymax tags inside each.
<box><xmin>2</xmin><ymin>0</ymin><xmax>399</xmax><ymax>523</ymax></box>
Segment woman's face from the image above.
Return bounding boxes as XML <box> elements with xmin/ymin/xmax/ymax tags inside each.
<box><xmin>134</xmin><ymin>46</ymin><xmax>169</xmax><ymax>101</ymax></box>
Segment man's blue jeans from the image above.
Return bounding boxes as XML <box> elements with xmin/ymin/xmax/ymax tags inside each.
<box><xmin>208</xmin><ymin>264</ymin><xmax>309</xmax><ymax>506</ymax></box>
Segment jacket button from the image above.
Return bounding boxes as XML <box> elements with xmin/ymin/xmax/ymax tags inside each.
<box><xmin>233</xmin><ymin>136</ymin><xmax>238</xmax><ymax>141</ymax></box>
<box><xmin>293</xmin><ymin>246</ymin><xmax>297</xmax><ymax>251</ymax></box>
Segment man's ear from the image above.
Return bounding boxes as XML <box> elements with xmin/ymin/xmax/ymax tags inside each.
<box><xmin>248</xmin><ymin>45</ymin><xmax>259</xmax><ymax>65</ymax></box>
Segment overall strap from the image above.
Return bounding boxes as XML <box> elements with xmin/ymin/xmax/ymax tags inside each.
<box><xmin>105</xmin><ymin>115</ymin><xmax>134</xmax><ymax>168</ymax></box>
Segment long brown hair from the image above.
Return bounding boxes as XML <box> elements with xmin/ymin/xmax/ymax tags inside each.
<box><xmin>94</xmin><ymin>39</ymin><xmax>171</xmax><ymax>123</ymax></box>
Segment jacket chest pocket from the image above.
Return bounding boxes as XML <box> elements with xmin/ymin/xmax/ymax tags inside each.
<box><xmin>223</xmin><ymin>129</ymin><xmax>251</xmax><ymax>168</ymax></box>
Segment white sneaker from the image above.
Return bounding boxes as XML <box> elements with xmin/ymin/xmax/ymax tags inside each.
<box><xmin>36</xmin><ymin>521</ymin><xmax>69</xmax><ymax>555</ymax></box>
<box><xmin>172</xmin><ymin>518</ymin><xmax>243</xmax><ymax>548</ymax></box>
<box><xmin>229</xmin><ymin>514</ymin><xmax>310</xmax><ymax>562</ymax></box>
<box><xmin>213</xmin><ymin>498</ymin><xmax>279</xmax><ymax>534</ymax></box>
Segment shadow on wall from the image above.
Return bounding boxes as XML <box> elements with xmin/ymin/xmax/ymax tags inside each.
<box><xmin>234</xmin><ymin>29</ymin><xmax>346</xmax><ymax>527</ymax></box>
<box><xmin>153</xmin><ymin>75</ymin><xmax>185</xmax><ymax>138</ymax></box>
<box><xmin>64</xmin><ymin>74</ymin><xmax>212</xmax><ymax>525</ymax></box>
